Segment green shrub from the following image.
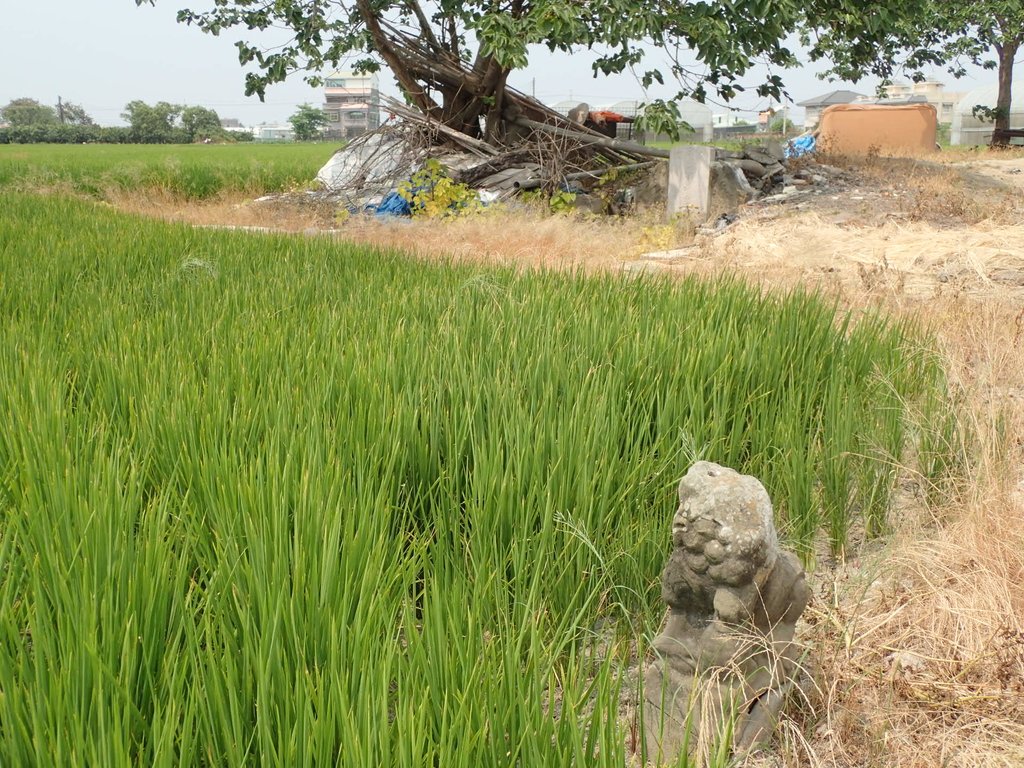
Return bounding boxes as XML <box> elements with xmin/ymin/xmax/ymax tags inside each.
<box><xmin>398</xmin><ymin>158</ymin><xmax>480</xmax><ymax>218</ymax></box>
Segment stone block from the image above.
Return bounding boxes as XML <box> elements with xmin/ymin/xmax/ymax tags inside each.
<box><xmin>667</xmin><ymin>145</ymin><xmax>714</xmax><ymax>221</ymax></box>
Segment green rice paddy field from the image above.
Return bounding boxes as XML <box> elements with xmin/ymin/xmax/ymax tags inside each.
<box><xmin>0</xmin><ymin>148</ymin><xmax>958</xmax><ymax>766</ymax></box>
<box><xmin>0</xmin><ymin>143</ymin><xmax>334</xmax><ymax>199</ymax></box>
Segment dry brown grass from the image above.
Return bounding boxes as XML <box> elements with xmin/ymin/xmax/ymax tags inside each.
<box><xmin>97</xmin><ymin>187</ymin><xmax>698</xmax><ymax>272</ymax></box>
<box><xmin>102</xmin><ymin>187</ymin><xmax>340</xmax><ymax>231</ymax></box>
<box><xmin>685</xmin><ymin>155</ymin><xmax>1024</xmax><ymax>764</ymax></box>
<box><xmin>817</xmin><ymin>151</ymin><xmax>1024</xmax><ymax>226</ymax></box>
<box><xmin>742</xmin><ymin>298</ymin><xmax>1024</xmax><ymax>768</ymax></box>
<box><xmin>684</xmin><ymin>213</ymin><xmax>1024</xmax><ymax>302</ymax></box>
<box><xmin>331</xmin><ymin>205</ymin><xmax>647</xmax><ymax>272</ymax></box>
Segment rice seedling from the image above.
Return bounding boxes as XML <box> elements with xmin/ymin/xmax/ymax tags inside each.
<box><xmin>0</xmin><ymin>192</ymin><xmax>957</xmax><ymax>766</ymax></box>
<box><xmin>0</xmin><ymin>143</ymin><xmax>333</xmax><ymax>200</ymax></box>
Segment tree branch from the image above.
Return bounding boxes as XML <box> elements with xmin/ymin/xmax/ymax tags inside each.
<box><xmin>355</xmin><ymin>0</ymin><xmax>441</xmax><ymax>118</ymax></box>
<box><xmin>402</xmin><ymin>0</ymin><xmax>443</xmax><ymax>54</ymax></box>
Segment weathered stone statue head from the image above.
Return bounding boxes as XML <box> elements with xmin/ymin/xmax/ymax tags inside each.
<box><xmin>644</xmin><ymin>461</ymin><xmax>810</xmax><ymax>762</ymax></box>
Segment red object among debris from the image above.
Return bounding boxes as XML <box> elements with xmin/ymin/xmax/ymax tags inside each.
<box><xmin>585</xmin><ymin>110</ymin><xmax>636</xmax><ymax>139</ymax></box>
<box><xmin>588</xmin><ymin>110</ymin><xmax>633</xmax><ymax>124</ymax></box>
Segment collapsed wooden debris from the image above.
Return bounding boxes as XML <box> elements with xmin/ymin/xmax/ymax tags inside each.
<box><xmin>315</xmin><ymin>87</ymin><xmax>810</xmax><ymax>219</ymax></box>
<box><xmin>316</xmin><ymin>92</ymin><xmax>669</xmax><ymax>210</ymax></box>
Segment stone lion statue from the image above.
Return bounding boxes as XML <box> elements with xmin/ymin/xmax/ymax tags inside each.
<box><xmin>643</xmin><ymin>461</ymin><xmax>810</xmax><ymax>762</ymax></box>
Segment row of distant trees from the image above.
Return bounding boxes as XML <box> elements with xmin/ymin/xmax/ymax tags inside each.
<box><xmin>0</xmin><ymin>97</ymin><xmax>337</xmax><ymax>143</ymax></box>
<box><xmin>0</xmin><ymin>98</ymin><xmax>253</xmax><ymax>144</ymax></box>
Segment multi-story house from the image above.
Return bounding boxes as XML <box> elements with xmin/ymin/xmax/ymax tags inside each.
<box><xmin>797</xmin><ymin>90</ymin><xmax>866</xmax><ymax>129</ymax></box>
<box><xmin>858</xmin><ymin>81</ymin><xmax>964</xmax><ymax>124</ymax></box>
<box><xmin>322</xmin><ymin>71</ymin><xmax>381</xmax><ymax>139</ymax></box>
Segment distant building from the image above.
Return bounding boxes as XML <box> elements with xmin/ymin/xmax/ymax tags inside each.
<box><xmin>757</xmin><ymin>108</ymin><xmax>776</xmax><ymax>132</ymax></box>
<box><xmin>255</xmin><ymin>123</ymin><xmax>295</xmax><ymax>142</ymax></box>
<box><xmin>797</xmin><ymin>90</ymin><xmax>866</xmax><ymax>128</ymax></box>
<box><xmin>219</xmin><ymin>117</ymin><xmax>251</xmax><ymax>136</ymax></box>
<box><xmin>712</xmin><ymin>112</ymin><xmax>756</xmax><ymax>138</ymax></box>
<box><xmin>322</xmin><ymin>71</ymin><xmax>380</xmax><ymax>139</ymax></box>
<box><xmin>712</xmin><ymin>113</ymin><xmax>752</xmax><ymax>128</ymax></box>
<box><xmin>856</xmin><ymin>81</ymin><xmax>964</xmax><ymax>124</ymax></box>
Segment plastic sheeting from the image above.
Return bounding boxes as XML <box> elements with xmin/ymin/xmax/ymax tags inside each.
<box><xmin>374</xmin><ymin>191</ymin><xmax>411</xmax><ymax>216</ymax></box>
<box><xmin>785</xmin><ymin>134</ymin><xmax>816</xmax><ymax>158</ymax></box>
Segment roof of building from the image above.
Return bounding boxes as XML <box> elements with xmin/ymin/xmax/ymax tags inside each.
<box><xmin>954</xmin><ymin>81</ymin><xmax>1024</xmax><ymax>116</ymax></box>
<box><xmin>797</xmin><ymin>89</ymin><xmax>866</xmax><ymax>108</ymax></box>
<box><xmin>860</xmin><ymin>94</ymin><xmax>930</xmax><ymax>106</ymax></box>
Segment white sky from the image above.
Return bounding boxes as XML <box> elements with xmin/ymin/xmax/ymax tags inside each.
<box><xmin>2</xmin><ymin>0</ymin><xmax>1020</xmax><ymax>127</ymax></box>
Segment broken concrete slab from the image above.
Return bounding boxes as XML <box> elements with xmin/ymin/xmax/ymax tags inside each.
<box><xmin>735</xmin><ymin>158</ymin><xmax>768</xmax><ymax>177</ymax></box>
<box><xmin>763</xmin><ymin>140</ymin><xmax>786</xmax><ymax>162</ymax></box>
<box><xmin>709</xmin><ymin>161</ymin><xmax>755</xmax><ymax>218</ymax></box>
<box><xmin>744</xmin><ymin>146</ymin><xmax>780</xmax><ymax>167</ymax></box>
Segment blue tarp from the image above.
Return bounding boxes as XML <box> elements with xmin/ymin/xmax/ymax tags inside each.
<box><xmin>785</xmin><ymin>134</ymin><xmax>816</xmax><ymax>158</ymax></box>
<box><xmin>374</xmin><ymin>190</ymin><xmax>412</xmax><ymax>217</ymax></box>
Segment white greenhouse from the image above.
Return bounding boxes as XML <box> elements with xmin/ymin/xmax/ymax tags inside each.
<box><xmin>608</xmin><ymin>99</ymin><xmax>714</xmax><ymax>142</ymax></box>
<box><xmin>951</xmin><ymin>82</ymin><xmax>1024</xmax><ymax>146</ymax></box>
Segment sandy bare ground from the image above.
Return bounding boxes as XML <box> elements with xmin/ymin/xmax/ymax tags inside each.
<box><xmin>629</xmin><ymin>152</ymin><xmax>1024</xmax><ymax>304</ymax></box>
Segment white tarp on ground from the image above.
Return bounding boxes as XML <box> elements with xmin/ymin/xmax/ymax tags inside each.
<box><xmin>316</xmin><ymin>131</ymin><xmax>417</xmax><ymax>194</ymax></box>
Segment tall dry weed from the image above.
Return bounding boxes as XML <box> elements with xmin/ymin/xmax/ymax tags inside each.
<box><xmin>772</xmin><ymin>299</ymin><xmax>1024</xmax><ymax>768</ymax></box>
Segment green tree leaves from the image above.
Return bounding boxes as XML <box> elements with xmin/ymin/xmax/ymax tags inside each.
<box><xmin>180</xmin><ymin>106</ymin><xmax>224</xmax><ymax>141</ymax></box>
<box><xmin>122</xmin><ymin>100</ymin><xmax>184</xmax><ymax>142</ymax></box>
<box><xmin>59</xmin><ymin>101</ymin><xmax>96</xmax><ymax>127</ymax></box>
<box><xmin>122</xmin><ymin>101</ymin><xmax>226</xmax><ymax>143</ymax></box>
<box><xmin>0</xmin><ymin>99</ymin><xmax>96</xmax><ymax>129</ymax></box>
<box><xmin>288</xmin><ymin>103</ymin><xmax>328</xmax><ymax>141</ymax></box>
<box><xmin>140</xmin><ymin>0</ymin><xmax>807</xmax><ymax>142</ymax></box>
<box><xmin>803</xmin><ymin>1</ymin><xmax>1023</xmax><ymax>139</ymax></box>
<box><xmin>1</xmin><ymin>98</ymin><xmax>59</xmax><ymax>127</ymax></box>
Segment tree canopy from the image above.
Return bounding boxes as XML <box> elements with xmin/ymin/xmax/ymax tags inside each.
<box><xmin>122</xmin><ymin>100</ymin><xmax>184</xmax><ymax>142</ymax></box>
<box><xmin>139</xmin><ymin>0</ymin><xmax>809</xmax><ymax>142</ymax></box>
<box><xmin>288</xmin><ymin>104</ymin><xmax>329</xmax><ymax>141</ymax></box>
<box><xmin>122</xmin><ymin>100</ymin><xmax>225</xmax><ymax>142</ymax></box>
<box><xmin>804</xmin><ymin>0</ymin><xmax>1022</xmax><ymax>141</ymax></box>
<box><xmin>181</xmin><ymin>105</ymin><xmax>223</xmax><ymax>141</ymax></box>
<box><xmin>0</xmin><ymin>98</ymin><xmax>96</xmax><ymax>127</ymax></box>
<box><xmin>140</xmin><ymin>0</ymin><xmax>1020</xmax><ymax>146</ymax></box>
<box><xmin>1</xmin><ymin>98</ymin><xmax>59</xmax><ymax>127</ymax></box>
<box><xmin>59</xmin><ymin>100</ymin><xmax>96</xmax><ymax>126</ymax></box>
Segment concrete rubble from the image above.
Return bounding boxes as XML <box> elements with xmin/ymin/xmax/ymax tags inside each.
<box><xmin>659</xmin><ymin>139</ymin><xmax>853</xmax><ymax>227</ymax></box>
<box><xmin>265</xmin><ymin>115</ymin><xmax>844</xmax><ymax>223</ymax></box>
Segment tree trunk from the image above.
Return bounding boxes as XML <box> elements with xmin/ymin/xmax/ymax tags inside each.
<box><xmin>992</xmin><ymin>39</ymin><xmax>1018</xmax><ymax>145</ymax></box>
<box><xmin>355</xmin><ymin>0</ymin><xmax>441</xmax><ymax>120</ymax></box>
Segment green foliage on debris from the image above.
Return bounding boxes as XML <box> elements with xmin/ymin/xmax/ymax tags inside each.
<box><xmin>398</xmin><ymin>158</ymin><xmax>481</xmax><ymax>218</ymax></box>
<box><xmin>0</xmin><ymin>192</ymin><xmax>958</xmax><ymax>766</ymax></box>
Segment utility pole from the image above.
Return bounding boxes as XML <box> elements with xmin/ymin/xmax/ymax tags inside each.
<box><xmin>57</xmin><ymin>96</ymin><xmax>65</xmax><ymax>125</ymax></box>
